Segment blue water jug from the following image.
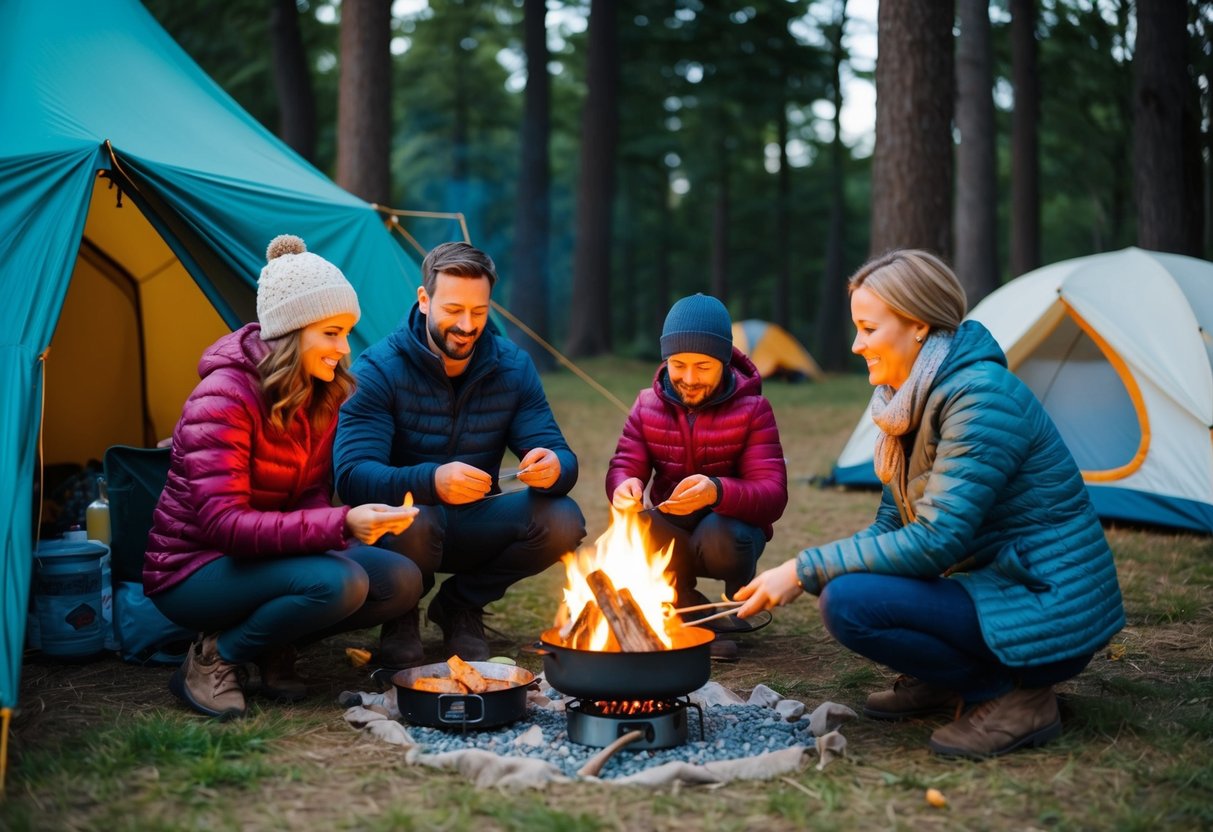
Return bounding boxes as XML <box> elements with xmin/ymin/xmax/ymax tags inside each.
<box><xmin>33</xmin><ymin>539</ymin><xmax>108</xmax><ymax>658</ymax></box>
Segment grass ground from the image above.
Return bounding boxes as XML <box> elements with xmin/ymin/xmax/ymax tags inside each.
<box><xmin>3</xmin><ymin>358</ymin><xmax>1212</xmax><ymax>831</ymax></box>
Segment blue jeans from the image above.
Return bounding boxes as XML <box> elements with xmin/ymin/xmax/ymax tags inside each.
<box><xmin>377</xmin><ymin>490</ymin><xmax>585</xmax><ymax>609</ymax></box>
<box><xmin>819</xmin><ymin>573</ymin><xmax>1092</xmax><ymax>703</ymax></box>
<box><xmin>645</xmin><ymin>508</ymin><xmax>767</xmax><ymax>598</ymax></box>
<box><xmin>152</xmin><ymin>545</ymin><xmax>422</xmax><ymax>664</ymax></box>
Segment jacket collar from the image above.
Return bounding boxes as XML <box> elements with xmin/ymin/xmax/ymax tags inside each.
<box><xmin>394</xmin><ymin>302</ymin><xmax>500</xmax><ymax>383</ymax></box>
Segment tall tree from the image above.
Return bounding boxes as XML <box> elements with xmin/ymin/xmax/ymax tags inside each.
<box><xmin>772</xmin><ymin>79</ymin><xmax>791</xmax><ymax>330</ymax></box>
<box><xmin>1010</xmin><ymin>0</ymin><xmax>1040</xmax><ymax>275</ymax></box>
<box><xmin>567</xmin><ymin>0</ymin><xmax>619</xmax><ymax>357</ymax></box>
<box><xmin>269</xmin><ymin>0</ymin><xmax>317</xmax><ymax>163</ymax></box>
<box><xmin>710</xmin><ymin>140</ymin><xmax>731</xmax><ymax>305</ymax></box>
<box><xmin>509</xmin><ymin>0</ymin><xmax>553</xmax><ymax>370</ymax></box>
<box><xmin>1134</xmin><ymin>0</ymin><xmax>1197</xmax><ymax>254</ymax></box>
<box><xmin>816</xmin><ymin>0</ymin><xmax>851</xmax><ymax>372</ymax></box>
<box><xmin>336</xmin><ymin>0</ymin><xmax>391</xmax><ymax>205</ymax></box>
<box><xmin>869</xmin><ymin>0</ymin><xmax>954</xmax><ymax>256</ymax></box>
<box><xmin>954</xmin><ymin>0</ymin><xmax>998</xmax><ymax>303</ymax></box>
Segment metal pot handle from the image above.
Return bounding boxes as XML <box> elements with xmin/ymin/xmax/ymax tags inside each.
<box><xmin>437</xmin><ymin>693</ymin><xmax>485</xmax><ymax>725</ymax></box>
<box><xmin>519</xmin><ymin>642</ymin><xmax>555</xmax><ymax>659</ymax></box>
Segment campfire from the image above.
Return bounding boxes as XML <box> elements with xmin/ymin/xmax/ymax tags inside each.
<box><xmin>553</xmin><ymin>507</ymin><xmax>680</xmax><ymax>652</ymax></box>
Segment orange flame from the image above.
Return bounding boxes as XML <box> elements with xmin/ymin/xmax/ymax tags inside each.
<box><xmin>557</xmin><ymin>507</ymin><xmax>676</xmax><ymax>650</ymax></box>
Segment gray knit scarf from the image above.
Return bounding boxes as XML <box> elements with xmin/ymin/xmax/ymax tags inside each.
<box><xmin>869</xmin><ymin>330</ymin><xmax>955</xmax><ymax>487</ymax></box>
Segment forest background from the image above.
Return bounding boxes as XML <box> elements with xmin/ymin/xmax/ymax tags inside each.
<box><xmin>144</xmin><ymin>0</ymin><xmax>1211</xmax><ymax>372</ymax></box>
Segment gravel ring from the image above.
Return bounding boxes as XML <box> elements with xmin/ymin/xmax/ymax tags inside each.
<box><xmin>402</xmin><ymin>702</ymin><xmax>816</xmax><ymax>780</ymax></box>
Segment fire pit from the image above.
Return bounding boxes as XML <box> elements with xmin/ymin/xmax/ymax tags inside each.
<box><xmin>535</xmin><ymin>507</ymin><xmax>719</xmax><ymax>753</ymax></box>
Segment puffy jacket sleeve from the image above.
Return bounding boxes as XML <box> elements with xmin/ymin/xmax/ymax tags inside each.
<box><xmin>712</xmin><ymin>397</ymin><xmax>787</xmax><ymax>528</ymax></box>
<box><xmin>181</xmin><ymin>385</ymin><xmax>349</xmax><ymax>557</ymax></box>
<box><xmin>853</xmin><ymin>486</ymin><xmax>903</xmax><ymax>540</ymax></box>
<box><xmin>605</xmin><ymin>394</ymin><xmax>652</xmax><ymax>498</ymax></box>
<box><xmin>796</xmin><ymin>380</ymin><xmax>1030</xmax><ymax>594</ymax></box>
<box><xmin>506</xmin><ymin>352</ymin><xmax>578</xmax><ymax>496</ymax></box>
<box><xmin>335</xmin><ymin>353</ymin><xmax>440</xmax><ymax>505</ymax></box>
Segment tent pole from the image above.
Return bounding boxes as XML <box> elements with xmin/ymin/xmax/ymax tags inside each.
<box><xmin>1</xmin><ymin>706</ymin><xmax>11</xmax><ymax>793</ymax></box>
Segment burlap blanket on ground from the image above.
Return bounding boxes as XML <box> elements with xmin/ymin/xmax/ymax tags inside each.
<box><xmin>341</xmin><ymin>679</ymin><xmax>855</xmax><ymax>789</ymax></box>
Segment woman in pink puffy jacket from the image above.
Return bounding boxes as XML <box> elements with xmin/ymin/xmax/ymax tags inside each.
<box><xmin>146</xmin><ymin>235</ymin><xmax>421</xmax><ymax>719</ymax></box>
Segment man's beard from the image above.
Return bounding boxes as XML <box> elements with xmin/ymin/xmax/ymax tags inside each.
<box><xmin>428</xmin><ymin>317</ymin><xmax>480</xmax><ymax>361</ymax></box>
<box><xmin>674</xmin><ymin>382</ymin><xmax>710</xmax><ymax>405</ymax></box>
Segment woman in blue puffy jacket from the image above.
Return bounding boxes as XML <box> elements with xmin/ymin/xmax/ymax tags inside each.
<box><xmin>735</xmin><ymin>249</ymin><xmax>1124</xmax><ymax>759</ymax></box>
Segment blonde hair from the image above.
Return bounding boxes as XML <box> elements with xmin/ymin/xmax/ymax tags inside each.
<box><xmin>258</xmin><ymin>333</ymin><xmax>355</xmax><ymax>433</ymax></box>
<box><xmin>849</xmin><ymin>249</ymin><xmax>968</xmax><ymax>331</ymax></box>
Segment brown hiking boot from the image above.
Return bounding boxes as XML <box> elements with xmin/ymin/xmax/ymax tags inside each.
<box><xmin>426</xmin><ymin>595</ymin><xmax>490</xmax><ymax>661</ymax></box>
<box><xmin>169</xmin><ymin>633</ymin><xmax>246</xmax><ymax>719</ymax></box>
<box><xmin>929</xmin><ymin>686</ymin><xmax>1061</xmax><ymax>759</ymax></box>
<box><xmin>863</xmin><ymin>675</ymin><xmax>963</xmax><ymax>720</ymax></box>
<box><xmin>378</xmin><ymin>608</ymin><xmax>425</xmax><ymax>669</ymax></box>
<box><xmin>255</xmin><ymin>645</ymin><xmax>308</xmax><ymax>702</ymax></box>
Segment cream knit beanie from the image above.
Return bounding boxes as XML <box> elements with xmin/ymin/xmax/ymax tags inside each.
<box><xmin>256</xmin><ymin>235</ymin><xmax>361</xmax><ymax>340</ymax></box>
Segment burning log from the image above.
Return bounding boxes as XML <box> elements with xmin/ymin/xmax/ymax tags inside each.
<box><xmin>561</xmin><ymin>598</ymin><xmax>599</xmax><ymax>644</ymax></box>
<box><xmin>586</xmin><ymin>570</ymin><xmax>665</xmax><ymax>652</ymax></box>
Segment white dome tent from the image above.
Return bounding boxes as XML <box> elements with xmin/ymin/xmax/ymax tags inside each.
<box><xmin>830</xmin><ymin>248</ymin><xmax>1213</xmax><ymax>534</ymax></box>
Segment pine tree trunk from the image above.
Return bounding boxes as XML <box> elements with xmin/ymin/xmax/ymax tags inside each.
<box><xmin>773</xmin><ymin>84</ymin><xmax>791</xmax><ymax>329</ymax></box>
<box><xmin>566</xmin><ymin>0</ymin><xmax>619</xmax><ymax>357</ymax></box>
<box><xmin>1010</xmin><ymin>0</ymin><xmax>1040</xmax><ymax>276</ymax></box>
<box><xmin>870</xmin><ymin>0</ymin><xmax>954</xmax><ymax>257</ymax></box>
<box><xmin>269</xmin><ymin>0</ymin><xmax>317</xmax><ymax>163</ymax></box>
<box><xmin>816</xmin><ymin>0</ymin><xmax>850</xmax><ymax>372</ymax></box>
<box><xmin>654</xmin><ymin>169</ymin><xmax>672</xmax><ymax>343</ymax></box>
<box><xmin>509</xmin><ymin>0</ymin><xmax>553</xmax><ymax>370</ymax></box>
<box><xmin>1134</xmin><ymin>0</ymin><xmax>1196</xmax><ymax>254</ymax></box>
<box><xmin>954</xmin><ymin>0</ymin><xmax>999</xmax><ymax>305</ymax></box>
<box><xmin>711</xmin><ymin>149</ymin><xmax>730</xmax><ymax>307</ymax></box>
<box><xmin>336</xmin><ymin>0</ymin><xmax>391</xmax><ymax>205</ymax></box>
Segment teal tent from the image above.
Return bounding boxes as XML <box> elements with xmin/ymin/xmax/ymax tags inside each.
<box><xmin>0</xmin><ymin>0</ymin><xmax>423</xmax><ymax>747</ymax></box>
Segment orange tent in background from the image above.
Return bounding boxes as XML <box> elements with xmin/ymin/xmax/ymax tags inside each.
<box><xmin>732</xmin><ymin>320</ymin><xmax>824</xmax><ymax>381</ymax></box>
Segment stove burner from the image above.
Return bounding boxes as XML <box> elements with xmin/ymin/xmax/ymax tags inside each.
<box><xmin>566</xmin><ymin>696</ymin><xmax>705</xmax><ymax>750</ymax></box>
<box><xmin>583</xmin><ymin>699</ymin><xmax>681</xmax><ymax>717</ymax></box>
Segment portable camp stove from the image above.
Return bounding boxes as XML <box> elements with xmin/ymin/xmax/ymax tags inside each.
<box><xmin>565</xmin><ymin>696</ymin><xmax>705</xmax><ymax>750</ymax></box>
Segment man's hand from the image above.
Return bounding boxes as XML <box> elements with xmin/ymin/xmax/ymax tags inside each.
<box><xmin>657</xmin><ymin>474</ymin><xmax>718</xmax><ymax>515</ymax></box>
<box><xmin>435</xmin><ymin>461</ymin><xmax>493</xmax><ymax>504</ymax></box>
<box><xmin>516</xmin><ymin>447</ymin><xmax>560</xmax><ymax>490</ymax></box>
<box><xmin>732</xmin><ymin>558</ymin><xmax>804</xmax><ymax>618</ymax></box>
<box><xmin>611</xmin><ymin>477</ymin><xmax>646</xmax><ymax>511</ymax></box>
<box><xmin>345</xmin><ymin>496</ymin><xmax>419</xmax><ymax>545</ymax></box>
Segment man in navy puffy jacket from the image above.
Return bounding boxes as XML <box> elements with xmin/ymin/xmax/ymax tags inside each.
<box><xmin>334</xmin><ymin>242</ymin><xmax>584</xmax><ymax>665</ymax></box>
<box><xmin>606</xmin><ymin>294</ymin><xmax>788</xmax><ymax>624</ymax></box>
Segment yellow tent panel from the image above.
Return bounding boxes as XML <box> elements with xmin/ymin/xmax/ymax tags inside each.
<box><xmin>732</xmin><ymin>320</ymin><xmax>824</xmax><ymax>381</ymax></box>
<box><xmin>42</xmin><ymin>177</ymin><xmax>230</xmax><ymax>466</ymax></box>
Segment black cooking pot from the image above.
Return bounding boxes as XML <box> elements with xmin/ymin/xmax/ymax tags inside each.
<box><xmin>532</xmin><ymin>626</ymin><xmax>714</xmax><ymax>700</ymax></box>
<box><xmin>392</xmin><ymin>661</ymin><xmax>537</xmax><ymax>730</ymax></box>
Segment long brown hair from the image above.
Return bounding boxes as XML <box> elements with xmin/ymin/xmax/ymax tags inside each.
<box><xmin>258</xmin><ymin>333</ymin><xmax>355</xmax><ymax>433</ymax></box>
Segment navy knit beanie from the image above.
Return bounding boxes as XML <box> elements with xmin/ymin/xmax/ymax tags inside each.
<box><xmin>660</xmin><ymin>294</ymin><xmax>733</xmax><ymax>364</ymax></box>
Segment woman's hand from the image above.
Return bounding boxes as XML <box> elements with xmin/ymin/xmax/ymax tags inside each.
<box><xmin>611</xmin><ymin>477</ymin><xmax>646</xmax><ymax>511</ymax></box>
<box><xmin>732</xmin><ymin>558</ymin><xmax>804</xmax><ymax>618</ymax></box>
<box><xmin>346</xmin><ymin>498</ymin><xmax>419</xmax><ymax>545</ymax></box>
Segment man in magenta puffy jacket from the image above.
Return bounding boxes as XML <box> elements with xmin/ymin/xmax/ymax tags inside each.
<box><xmin>606</xmin><ymin>294</ymin><xmax>788</xmax><ymax>623</ymax></box>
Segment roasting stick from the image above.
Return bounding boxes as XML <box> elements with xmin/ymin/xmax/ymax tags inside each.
<box><xmin>679</xmin><ymin>606</ymin><xmax>745</xmax><ymax>627</ymax></box>
<box><xmin>671</xmin><ymin>599</ymin><xmax>744</xmax><ymax>615</ymax></box>
<box><xmin>576</xmin><ymin>730</ymin><xmax>647</xmax><ymax>778</ymax></box>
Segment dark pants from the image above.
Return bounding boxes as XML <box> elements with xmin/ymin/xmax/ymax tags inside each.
<box><xmin>377</xmin><ymin>490</ymin><xmax>585</xmax><ymax>609</ymax></box>
<box><xmin>152</xmin><ymin>545</ymin><xmax>423</xmax><ymax>664</ymax></box>
<box><xmin>818</xmin><ymin>572</ymin><xmax>1093</xmax><ymax>703</ymax></box>
<box><xmin>644</xmin><ymin>508</ymin><xmax>767</xmax><ymax>599</ymax></box>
